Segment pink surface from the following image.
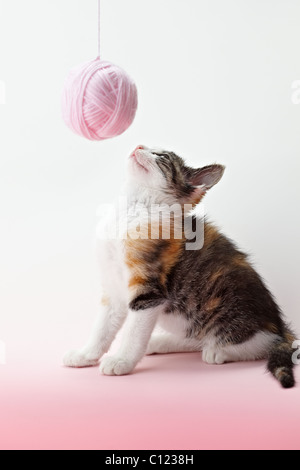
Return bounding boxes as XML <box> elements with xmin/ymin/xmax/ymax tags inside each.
<box><xmin>1</xmin><ymin>347</ymin><xmax>299</xmax><ymax>450</ymax></box>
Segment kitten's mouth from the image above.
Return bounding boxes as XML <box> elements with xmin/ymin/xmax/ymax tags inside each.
<box><xmin>130</xmin><ymin>149</ymin><xmax>149</xmax><ymax>173</ymax></box>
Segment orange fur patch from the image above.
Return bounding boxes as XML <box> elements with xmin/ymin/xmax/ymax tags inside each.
<box><xmin>128</xmin><ymin>275</ymin><xmax>148</xmax><ymax>289</ymax></box>
<box><xmin>284</xmin><ymin>332</ymin><xmax>296</xmax><ymax>344</ymax></box>
<box><xmin>204</xmin><ymin>297</ymin><xmax>221</xmax><ymax>312</ymax></box>
<box><xmin>265</xmin><ymin>322</ymin><xmax>279</xmax><ymax>335</ymax></box>
<box><xmin>233</xmin><ymin>255</ymin><xmax>249</xmax><ymax>268</ymax></box>
<box><xmin>125</xmin><ymin>221</ymin><xmax>184</xmax><ymax>297</ymax></box>
<box><xmin>204</xmin><ymin>224</ymin><xmax>219</xmax><ymax>247</ymax></box>
<box><xmin>210</xmin><ymin>267</ymin><xmax>227</xmax><ymax>283</ymax></box>
<box><xmin>159</xmin><ymin>239</ymin><xmax>184</xmax><ymax>285</ymax></box>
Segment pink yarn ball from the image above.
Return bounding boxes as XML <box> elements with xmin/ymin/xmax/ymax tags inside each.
<box><xmin>62</xmin><ymin>58</ymin><xmax>138</xmax><ymax>141</ymax></box>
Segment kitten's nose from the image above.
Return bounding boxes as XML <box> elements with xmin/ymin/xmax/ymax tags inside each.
<box><xmin>131</xmin><ymin>145</ymin><xmax>145</xmax><ymax>157</ymax></box>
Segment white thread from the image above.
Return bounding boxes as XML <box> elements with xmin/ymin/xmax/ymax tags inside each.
<box><xmin>97</xmin><ymin>0</ymin><xmax>101</xmax><ymax>59</ymax></box>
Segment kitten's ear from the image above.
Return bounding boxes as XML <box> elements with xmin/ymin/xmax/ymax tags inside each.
<box><xmin>187</xmin><ymin>164</ymin><xmax>225</xmax><ymax>190</ymax></box>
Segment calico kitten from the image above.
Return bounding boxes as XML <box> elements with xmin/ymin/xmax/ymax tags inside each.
<box><xmin>64</xmin><ymin>145</ymin><xmax>296</xmax><ymax>388</ymax></box>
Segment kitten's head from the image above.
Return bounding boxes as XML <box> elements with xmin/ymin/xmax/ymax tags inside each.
<box><xmin>128</xmin><ymin>145</ymin><xmax>225</xmax><ymax>204</ymax></box>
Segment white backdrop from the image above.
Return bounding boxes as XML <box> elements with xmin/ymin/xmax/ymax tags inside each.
<box><xmin>0</xmin><ymin>0</ymin><xmax>299</xmax><ymax>354</ymax></box>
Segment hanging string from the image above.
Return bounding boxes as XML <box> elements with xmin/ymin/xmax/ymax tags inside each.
<box><xmin>97</xmin><ymin>0</ymin><xmax>101</xmax><ymax>59</ymax></box>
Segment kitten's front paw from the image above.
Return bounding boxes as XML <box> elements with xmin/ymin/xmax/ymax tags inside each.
<box><xmin>63</xmin><ymin>349</ymin><xmax>100</xmax><ymax>368</ymax></box>
<box><xmin>100</xmin><ymin>355</ymin><xmax>135</xmax><ymax>376</ymax></box>
<box><xmin>202</xmin><ymin>348</ymin><xmax>226</xmax><ymax>365</ymax></box>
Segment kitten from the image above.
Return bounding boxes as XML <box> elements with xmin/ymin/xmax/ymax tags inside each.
<box><xmin>64</xmin><ymin>145</ymin><xmax>296</xmax><ymax>388</ymax></box>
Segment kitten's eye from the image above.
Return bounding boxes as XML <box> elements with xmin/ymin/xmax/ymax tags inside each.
<box><xmin>152</xmin><ymin>151</ymin><xmax>169</xmax><ymax>158</ymax></box>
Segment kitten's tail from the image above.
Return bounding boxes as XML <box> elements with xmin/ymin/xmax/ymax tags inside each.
<box><xmin>267</xmin><ymin>328</ymin><xmax>296</xmax><ymax>389</ymax></box>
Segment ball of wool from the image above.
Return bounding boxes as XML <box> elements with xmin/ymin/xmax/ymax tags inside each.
<box><xmin>62</xmin><ymin>58</ymin><xmax>138</xmax><ymax>141</ymax></box>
